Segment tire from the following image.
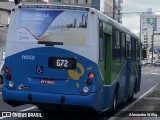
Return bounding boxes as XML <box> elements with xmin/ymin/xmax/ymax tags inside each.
<box><xmin>0</xmin><ymin>75</ymin><xmax>2</xmax><ymax>85</ymax></box>
<box><xmin>111</xmin><ymin>90</ymin><xmax>118</xmax><ymax>112</ymax></box>
<box><xmin>37</xmin><ymin>105</ymin><xmax>49</xmax><ymax>111</ymax></box>
<box><xmin>127</xmin><ymin>95</ymin><xmax>134</xmax><ymax>102</ymax></box>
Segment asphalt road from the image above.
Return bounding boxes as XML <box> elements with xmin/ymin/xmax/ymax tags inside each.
<box><xmin>0</xmin><ymin>66</ymin><xmax>160</xmax><ymax>120</ymax></box>
<box><xmin>134</xmin><ymin>66</ymin><xmax>160</xmax><ymax>98</ymax></box>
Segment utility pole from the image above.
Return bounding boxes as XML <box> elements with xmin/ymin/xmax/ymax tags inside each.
<box><xmin>113</xmin><ymin>0</ymin><xmax>115</xmax><ymax>20</ymax></box>
<box><xmin>151</xmin><ymin>30</ymin><xmax>154</xmax><ymax>65</ymax></box>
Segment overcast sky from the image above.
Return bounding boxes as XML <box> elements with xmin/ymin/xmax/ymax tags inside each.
<box><xmin>122</xmin><ymin>0</ymin><xmax>160</xmax><ymax>33</ymax></box>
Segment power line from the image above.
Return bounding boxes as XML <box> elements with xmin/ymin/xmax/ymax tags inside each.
<box><xmin>121</xmin><ymin>11</ymin><xmax>160</xmax><ymax>14</ymax></box>
<box><xmin>104</xmin><ymin>11</ymin><xmax>160</xmax><ymax>15</ymax></box>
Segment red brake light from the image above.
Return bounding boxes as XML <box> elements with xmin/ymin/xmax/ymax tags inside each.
<box><xmin>6</xmin><ymin>74</ymin><xmax>12</xmax><ymax>80</ymax></box>
<box><xmin>86</xmin><ymin>79</ymin><xmax>92</xmax><ymax>86</ymax></box>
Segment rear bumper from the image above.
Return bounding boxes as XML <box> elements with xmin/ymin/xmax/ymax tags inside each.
<box><xmin>2</xmin><ymin>87</ymin><xmax>97</xmax><ymax>110</ymax></box>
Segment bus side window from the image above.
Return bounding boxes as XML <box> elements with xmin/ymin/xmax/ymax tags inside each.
<box><xmin>121</xmin><ymin>32</ymin><xmax>126</xmax><ymax>60</ymax></box>
<box><xmin>131</xmin><ymin>37</ymin><xmax>136</xmax><ymax>61</ymax></box>
<box><xmin>126</xmin><ymin>34</ymin><xmax>131</xmax><ymax>58</ymax></box>
<box><xmin>112</xmin><ymin>29</ymin><xmax>121</xmax><ymax>60</ymax></box>
<box><xmin>99</xmin><ymin>21</ymin><xmax>104</xmax><ymax>61</ymax></box>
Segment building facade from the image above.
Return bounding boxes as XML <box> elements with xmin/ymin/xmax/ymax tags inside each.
<box><xmin>46</xmin><ymin>0</ymin><xmax>114</xmax><ymax>18</ymax></box>
<box><xmin>141</xmin><ymin>9</ymin><xmax>160</xmax><ymax>60</ymax></box>
<box><xmin>0</xmin><ymin>1</ymin><xmax>15</xmax><ymax>62</ymax></box>
<box><xmin>117</xmin><ymin>0</ymin><xmax>123</xmax><ymax>23</ymax></box>
<box><xmin>0</xmin><ymin>2</ymin><xmax>13</xmax><ymax>26</ymax></box>
<box><xmin>46</xmin><ymin>0</ymin><xmax>123</xmax><ymax>22</ymax></box>
<box><xmin>104</xmin><ymin>0</ymin><xmax>113</xmax><ymax>18</ymax></box>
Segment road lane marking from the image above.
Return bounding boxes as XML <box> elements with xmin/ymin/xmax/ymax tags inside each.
<box><xmin>0</xmin><ymin>106</ymin><xmax>37</xmax><ymax>119</ymax></box>
<box><xmin>134</xmin><ymin>83</ymin><xmax>158</xmax><ymax>100</ymax></box>
<box><xmin>150</xmin><ymin>73</ymin><xmax>160</xmax><ymax>75</ymax></box>
<box><xmin>19</xmin><ymin>106</ymin><xmax>37</xmax><ymax>112</ymax></box>
<box><xmin>142</xmin><ymin>72</ymin><xmax>160</xmax><ymax>75</ymax></box>
<box><xmin>109</xmin><ymin>83</ymin><xmax>159</xmax><ymax>120</ymax></box>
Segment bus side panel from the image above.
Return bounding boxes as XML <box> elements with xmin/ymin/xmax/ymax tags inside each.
<box><xmin>103</xmin><ymin>84</ymin><xmax>116</xmax><ymax>110</ymax></box>
<box><xmin>137</xmin><ymin>64</ymin><xmax>141</xmax><ymax>92</ymax></box>
<box><xmin>102</xmin><ymin>62</ymin><xmax>128</xmax><ymax>110</ymax></box>
<box><xmin>124</xmin><ymin>58</ymin><xmax>131</xmax><ymax>97</ymax></box>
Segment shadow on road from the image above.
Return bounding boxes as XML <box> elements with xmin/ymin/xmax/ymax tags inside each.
<box><xmin>1</xmin><ymin>98</ymin><xmax>138</xmax><ymax>120</ymax></box>
<box><xmin>19</xmin><ymin>99</ymin><xmax>137</xmax><ymax>120</ymax></box>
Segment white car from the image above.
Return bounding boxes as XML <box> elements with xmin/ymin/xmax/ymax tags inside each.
<box><xmin>141</xmin><ymin>59</ymin><xmax>147</xmax><ymax>66</ymax></box>
<box><xmin>154</xmin><ymin>60</ymin><xmax>160</xmax><ymax>67</ymax></box>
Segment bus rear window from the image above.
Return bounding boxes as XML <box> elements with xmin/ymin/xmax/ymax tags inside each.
<box><xmin>17</xmin><ymin>9</ymin><xmax>88</xmax><ymax>45</ymax></box>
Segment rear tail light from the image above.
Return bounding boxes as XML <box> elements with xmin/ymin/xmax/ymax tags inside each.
<box><xmin>88</xmin><ymin>72</ymin><xmax>95</xmax><ymax>79</ymax></box>
<box><xmin>85</xmin><ymin>79</ymin><xmax>92</xmax><ymax>86</ymax></box>
<box><xmin>6</xmin><ymin>74</ymin><xmax>12</xmax><ymax>80</ymax></box>
<box><xmin>4</xmin><ymin>67</ymin><xmax>10</xmax><ymax>73</ymax></box>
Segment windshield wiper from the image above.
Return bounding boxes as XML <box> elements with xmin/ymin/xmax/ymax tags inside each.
<box><xmin>38</xmin><ymin>41</ymin><xmax>63</xmax><ymax>46</ymax></box>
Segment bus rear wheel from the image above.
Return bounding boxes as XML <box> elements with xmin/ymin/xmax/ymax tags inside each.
<box><xmin>111</xmin><ymin>90</ymin><xmax>118</xmax><ymax>112</ymax></box>
<box><xmin>127</xmin><ymin>95</ymin><xmax>134</xmax><ymax>102</ymax></box>
<box><xmin>0</xmin><ymin>75</ymin><xmax>2</xmax><ymax>85</ymax></box>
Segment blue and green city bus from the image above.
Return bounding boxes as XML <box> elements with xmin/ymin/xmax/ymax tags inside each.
<box><xmin>2</xmin><ymin>4</ymin><xmax>141</xmax><ymax>113</ymax></box>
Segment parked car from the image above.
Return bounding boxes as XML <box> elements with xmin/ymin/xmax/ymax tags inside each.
<box><xmin>154</xmin><ymin>60</ymin><xmax>160</xmax><ymax>67</ymax></box>
<box><xmin>146</xmin><ymin>59</ymin><xmax>151</xmax><ymax>64</ymax></box>
<box><xmin>141</xmin><ymin>58</ymin><xmax>147</xmax><ymax>66</ymax></box>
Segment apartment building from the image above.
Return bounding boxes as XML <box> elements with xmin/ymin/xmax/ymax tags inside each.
<box><xmin>104</xmin><ymin>0</ymin><xmax>113</xmax><ymax>18</ymax></box>
<box><xmin>0</xmin><ymin>2</ymin><xmax>14</xmax><ymax>26</ymax></box>
<box><xmin>141</xmin><ymin>9</ymin><xmax>160</xmax><ymax>60</ymax></box>
<box><xmin>141</xmin><ymin>11</ymin><xmax>160</xmax><ymax>48</ymax></box>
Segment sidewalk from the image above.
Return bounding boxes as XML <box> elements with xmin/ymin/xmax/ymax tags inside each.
<box><xmin>126</xmin><ymin>97</ymin><xmax>160</xmax><ymax>120</ymax></box>
<box><xmin>112</xmin><ymin>83</ymin><xmax>160</xmax><ymax>120</ymax></box>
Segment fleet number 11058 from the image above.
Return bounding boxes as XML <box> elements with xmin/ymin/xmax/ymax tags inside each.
<box><xmin>22</xmin><ymin>55</ymin><xmax>35</xmax><ymax>60</ymax></box>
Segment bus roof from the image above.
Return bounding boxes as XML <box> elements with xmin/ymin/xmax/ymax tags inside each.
<box><xmin>16</xmin><ymin>4</ymin><xmax>89</xmax><ymax>11</ymax></box>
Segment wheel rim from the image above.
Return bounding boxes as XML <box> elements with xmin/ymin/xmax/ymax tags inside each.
<box><xmin>113</xmin><ymin>93</ymin><xmax>117</xmax><ymax>110</ymax></box>
<box><xmin>0</xmin><ymin>78</ymin><xmax>2</xmax><ymax>84</ymax></box>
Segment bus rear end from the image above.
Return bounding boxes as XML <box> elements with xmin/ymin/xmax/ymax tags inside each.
<box><xmin>2</xmin><ymin>5</ymin><xmax>101</xmax><ymax>111</ymax></box>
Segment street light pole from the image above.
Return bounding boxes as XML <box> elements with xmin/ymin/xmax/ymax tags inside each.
<box><xmin>113</xmin><ymin>0</ymin><xmax>115</xmax><ymax>20</ymax></box>
<box><xmin>151</xmin><ymin>29</ymin><xmax>154</xmax><ymax>65</ymax></box>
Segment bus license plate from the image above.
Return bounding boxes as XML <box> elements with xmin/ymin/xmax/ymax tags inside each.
<box><xmin>48</xmin><ymin>57</ymin><xmax>76</xmax><ymax>69</ymax></box>
<box><xmin>40</xmin><ymin>79</ymin><xmax>56</xmax><ymax>84</ymax></box>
